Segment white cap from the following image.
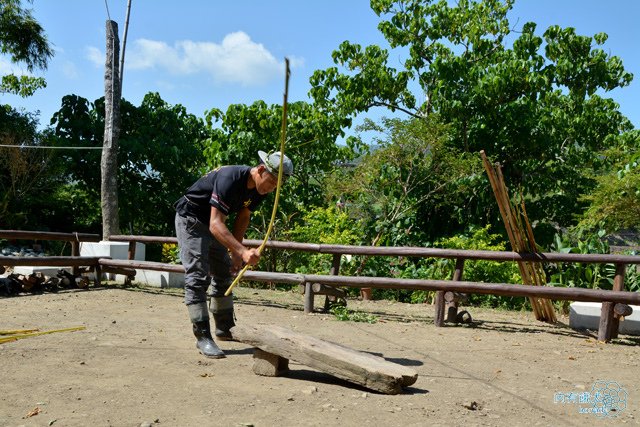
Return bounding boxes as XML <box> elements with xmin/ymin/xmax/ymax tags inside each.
<box><xmin>258</xmin><ymin>150</ymin><xmax>294</xmax><ymax>177</ymax></box>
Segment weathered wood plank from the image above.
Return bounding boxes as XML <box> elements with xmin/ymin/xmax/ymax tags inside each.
<box><xmin>230</xmin><ymin>324</ymin><xmax>418</xmax><ymax>395</ymax></box>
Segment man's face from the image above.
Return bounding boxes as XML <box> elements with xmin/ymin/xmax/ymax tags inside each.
<box><xmin>256</xmin><ymin>166</ymin><xmax>279</xmax><ymax>194</ymax></box>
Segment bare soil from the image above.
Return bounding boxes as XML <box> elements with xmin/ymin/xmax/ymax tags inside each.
<box><xmin>1</xmin><ymin>283</ymin><xmax>639</xmax><ymax>427</ymax></box>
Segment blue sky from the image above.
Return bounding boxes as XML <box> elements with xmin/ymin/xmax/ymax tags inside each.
<box><xmin>2</xmin><ymin>0</ymin><xmax>639</xmax><ymax>135</ymax></box>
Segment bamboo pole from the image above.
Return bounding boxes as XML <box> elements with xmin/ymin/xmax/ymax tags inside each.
<box><xmin>480</xmin><ymin>150</ymin><xmax>556</xmax><ymax>323</ymax></box>
<box><xmin>224</xmin><ymin>58</ymin><xmax>291</xmax><ymax>297</ymax></box>
<box><xmin>482</xmin><ymin>152</ymin><xmax>541</xmax><ymax>317</ymax></box>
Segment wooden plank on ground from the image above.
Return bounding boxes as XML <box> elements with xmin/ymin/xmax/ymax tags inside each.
<box><xmin>230</xmin><ymin>324</ymin><xmax>418</xmax><ymax>395</ymax></box>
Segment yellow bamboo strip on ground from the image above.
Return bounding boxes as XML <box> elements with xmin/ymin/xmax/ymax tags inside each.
<box><xmin>0</xmin><ymin>326</ymin><xmax>86</xmax><ymax>344</ymax></box>
<box><xmin>0</xmin><ymin>329</ymin><xmax>39</xmax><ymax>335</ymax></box>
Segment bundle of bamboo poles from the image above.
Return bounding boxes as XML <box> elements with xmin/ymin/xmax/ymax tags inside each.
<box><xmin>481</xmin><ymin>150</ymin><xmax>557</xmax><ymax>323</ymax></box>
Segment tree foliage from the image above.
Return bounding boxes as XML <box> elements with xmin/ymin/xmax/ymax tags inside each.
<box><xmin>285</xmin><ymin>205</ymin><xmax>362</xmax><ymax>275</ymax></box>
<box><xmin>204</xmin><ymin>100</ymin><xmax>362</xmax><ymax>237</ymax></box>
<box><xmin>310</xmin><ymin>0</ymin><xmax>635</xmax><ymax>236</ymax></box>
<box><xmin>0</xmin><ymin>0</ymin><xmax>53</xmax><ymax>97</ymax></box>
<box><xmin>578</xmin><ymin>130</ymin><xmax>640</xmax><ymax>232</ymax></box>
<box><xmin>326</xmin><ymin>116</ymin><xmax>483</xmax><ymax>245</ymax></box>
<box><xmin>0</xmin><ymin>0</ymin><xmax>56</xmax><ymax>227</ymax></box>
<box><xmin>0</xmin><ymin>105</ymin><xmax>63</xmax><ymax>228</ymax></box>
<box><xmin>49</xmin><ymin>92</ymin><xmax>208</xmax><ymax>236</ymax></box>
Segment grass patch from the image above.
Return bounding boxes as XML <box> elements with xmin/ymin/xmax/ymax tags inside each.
<box><xmin>329</xmin><ymin>304</ymin><xmax>378</xmax><ymax>323</ymax></box>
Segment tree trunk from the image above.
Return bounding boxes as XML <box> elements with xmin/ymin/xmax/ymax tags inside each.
<box><xmin>101</xmin><ymin>20</ymin><xmax>121</xmax><ymax>239</ymax></box>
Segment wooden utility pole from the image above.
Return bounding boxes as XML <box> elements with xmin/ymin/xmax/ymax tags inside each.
<box><xmin>101</xmin><ymin>20</ymin><xmax>121</xmax><ymax>239</ymax></box>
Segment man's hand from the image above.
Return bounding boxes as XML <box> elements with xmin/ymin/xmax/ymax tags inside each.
<box><xmin>242</xmin><ymin>248</ymin><xmax>261</xmax><ymax>266</ymax></box>
<box><xmin>230</xmin><ymin>248</ymin><xmax>261</xmax><ymax>275</ymax></box>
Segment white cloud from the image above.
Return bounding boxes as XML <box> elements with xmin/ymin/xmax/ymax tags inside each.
<box><xmin>286</xmin><ymin>55</ymin><xmax>305</xmax><ymax>69</ymax></box>
<box><xmin>155</xmin><ymin>80</ymin><xmax>176</xmax><ymax>91</ymax></box>
<box><xmin>86</xmin><ymin>46</ymin><xmax>103</xmax><ymax>67</ymax></box>
<box><xmin>61</xmin><ymin>61</ymin><xmax>79</xmax><ymax>79</ymax></box>
<box><xmin>0</xmin><ymin>57</ymin><xmax>31</xmax><ymax>76</ymax></box>
<box><xmin>89</xmin><ymin>31</ymin><xmax>296</xmax><ymax>87</ymax></box>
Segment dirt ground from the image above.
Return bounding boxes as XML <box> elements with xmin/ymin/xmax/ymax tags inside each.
<box><xmin>1</xmin><ymin>282</ymin><xmax>639</xmax><ymax>427</ymax></box>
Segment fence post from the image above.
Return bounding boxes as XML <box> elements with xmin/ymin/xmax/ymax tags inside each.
<box><xmin>123</xmin><ymin>240</ymin><xmax>137</xmax><ymax>285</ymax></box>
<box><xmin>434</xmin><ymin>291</ymin><xmax>445</xmax><ymax>327</ymax></box>
<box><xmin>303</xmin><ymin>281</ymin><xmax>314</xmax><ymax>314</ymax></box>
<box><xmin>127</xmin><ymin>241</ymin><xmax>136</xmax><ymax>260</ymax></box>
<box><xmin>94</xmin><ymin>264</ymin><xmax>102</xmax><ymax>287</ymax></box>
<box><xmin>446</xmin><ymin>258</ymin><xmax>466</xmax><ymax>322</ymax></box>
<box><xmin>71</xmin><ymin>239</ymin><xmax>80</xmax><ymax>276</ymax></box>
<box><xmin>598</xmin><ymin>263</ymin><xmax>626</xmax><ymax>342</ymax></box>
<box><xmin>330</xmin><ymin>253</ymin><xmax>341</xmax><ymax>276</ymax></box>
<box><xmin>435</xmin><ymin>258</ymin><xmax>466</xmax><ymax>326</ymax></box>
<box><xmin>324</xmin><ymin>253</ymin><xmax>343</xmax><ymax>310</ymax></box>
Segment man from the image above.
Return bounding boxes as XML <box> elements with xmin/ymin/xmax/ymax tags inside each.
<box><xmin>174</xmin><ymin>150</ymin><xmax>294</xmax><ymax>358</ymax></box>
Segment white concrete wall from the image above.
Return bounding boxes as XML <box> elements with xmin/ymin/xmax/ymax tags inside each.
<box><xmin>569</xmin><ymin>302</ymin><xmax>640</xmax><ymax>336</ymax></box>
<box><xmin>134</xmin><ymin>269</ymin><xmax>184</xmax><ymax>288</ymax></box>
<box><xmin>80</xmin><ymin>241</ymin><xmax>145</xmax><ymax>281</ymax></box>
<box><xmin>79</xmin><ymin>241</ymin><xmax>185</xmax><ymax>288</ymax></box>
<box><xmin>80</xmin><ymin>241</ymin><xmax>145</xmax><ymax>261</ymax></box>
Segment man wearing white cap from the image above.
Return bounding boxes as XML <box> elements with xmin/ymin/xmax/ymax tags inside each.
<box><xmin>174</xmin><ymin>151</ymin><xmax>294</xmax><ymax>358</ymax></box>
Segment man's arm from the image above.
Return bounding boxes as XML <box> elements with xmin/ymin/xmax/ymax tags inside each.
<box><xmin>231</xmin><ymin>207</ymin><xmax>251</xmax><ymax>244</ymax></box>
<box><xmin>209</xmin><ymin>206</ymin><xmax>260</xmax><ymax>269</ymax></box>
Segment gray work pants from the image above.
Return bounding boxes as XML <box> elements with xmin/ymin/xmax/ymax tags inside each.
<box><xmin>175</xmin><ymin>213</ymin><xmax>233</xmax><ymax>306</ymax></box>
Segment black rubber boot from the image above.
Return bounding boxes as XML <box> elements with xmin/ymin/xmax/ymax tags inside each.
<box><xmin>213</xmin><ymin>310</ymin><xmax>235</xmax><ymax>341</ymax></box>
<box><xmin>210</xmin><ymin>296</ymin><xmax>235</xmax><ymax>341</ymax></box>
<box><xmin>192</xmin><ymin>320</ymin><xmax>225</xmax><ymax>358</ymax></box>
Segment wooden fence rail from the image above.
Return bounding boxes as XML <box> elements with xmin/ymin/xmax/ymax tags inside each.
<box><xmin>0</xmin><ymin>230</ymin><xmax>101</xmax><ymax>242</ymax></box>
<box><xmin>1</xmin><ymin>230</ymin><xmax>101</xmax><ymax>275</ymax></box>
<box><xmin>108</xmin><ymin>235</ymin><xmax>640</xmax><ymax>263</ymax></box>
<box><xmin>2</xmin><ymin>231</ymin><xmax>639</xmax><ymax>342</ymax></box>
<box><xmin>97</xmin><ymin>258</ymin><xmax>640</xmax><ymax>305</ymax></box>
<box><xmin>1</xmin><ymin>256</ymin><xmax>104</xmax><ymax>267</ymax></box>
<box><xmin>106</xmin><ymin>234</ymin><xmax>640</xmax><ymax>342</ymax></box>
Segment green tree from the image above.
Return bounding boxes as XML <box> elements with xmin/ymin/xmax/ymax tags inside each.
<box><xmin>0</xmin><ymin>105</ymin><xmax>62</xmax><ymax>228</ymax></box>
<box><xmin>49</xmin><ymin>93</ymin><xmax>208</xmax><ymax>237</ymax></box>
<box><xmin>310</xmin><ymin>0</ymin><xmax>634</xmax><ymax>237</ymax></box>
<box><xmin>284</xmin><ymin>205</ymin><xmax>362</xmax><ymax>276</ymax></box>
<box><xmin>204</xmin><ymin>100</ymin><xmax>361</xmax><ymax>240</ymax></box>
<box><xmin>578</xmin><ymin>130</ymin><xmax>640</xmax><ymax>232</ymax></box>
<box><xmin>0</xmin><ymin>0</ymin><xmax>56</xmax><ymax>228</ymax></box>
<box><xmin>0</xmin><ymin>0</ymin><xmax>53</xmax><ymax>97</ymax></box>
<box><xmin>326</xmin><ymin>116</ymin><xmax>482</xmax><ymax>246</ymax></box>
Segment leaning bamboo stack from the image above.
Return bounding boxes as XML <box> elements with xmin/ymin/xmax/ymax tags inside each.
<box><xmin>480</xmin><ymin>151</ymin><xmax>557</xmax><ymax>323</ymax></box>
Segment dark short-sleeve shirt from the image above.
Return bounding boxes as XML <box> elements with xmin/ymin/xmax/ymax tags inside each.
<box><xmin>174</xmin><ymin>166</ymin><xmax>265</xmax><ymax>224</ymax></box>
